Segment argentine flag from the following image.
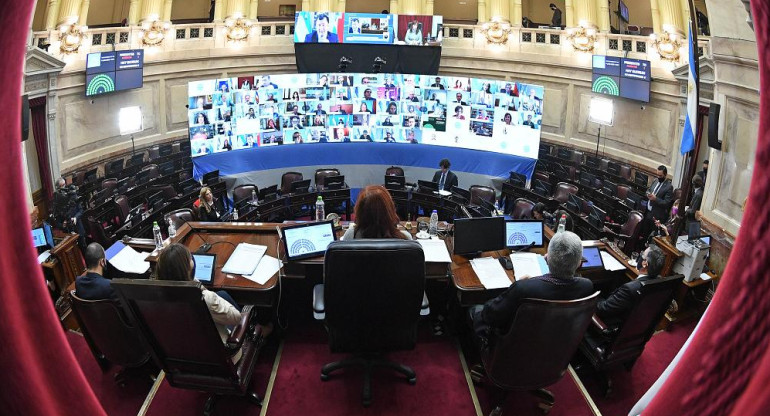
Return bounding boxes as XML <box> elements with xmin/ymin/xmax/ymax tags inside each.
<box><xmin>680</xmin><ymin>25</ymin><xmax>697</xmax><ymax>155</ymax></box>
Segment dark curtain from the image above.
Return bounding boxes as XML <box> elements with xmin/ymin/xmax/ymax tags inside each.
<box><xmin>30</xmin><ymin>96</ymin><xmax>53</xmax><ymax>202</ymax></box>
<box><xmin>397</xmin><ymin>15</ymin><xmax>434</xmax><ymax>43</ymax></box>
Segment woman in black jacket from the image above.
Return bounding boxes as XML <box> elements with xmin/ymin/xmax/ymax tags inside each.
<box><xmin>197</xmin><ymin>187</ymin><xmax>222</xmax><ymax>222</ymax></box>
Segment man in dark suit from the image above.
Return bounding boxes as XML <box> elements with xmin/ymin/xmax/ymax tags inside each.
<box><xmin>685</xmin><ymin>174</ymin><xmax>704</xmax><ymax>220</ymax></box>
<box><xmin>697</xmin><ymin>159</ymin><xmax>708</xmax><ymax>180</ymax></box>
<box><xmin>641</xmin><ymin>165</ymin><xmax>674</xmax><ymax>240</ymax></box>
<box><xmin>471</xmin><ymin>231</ymin><xmax>593</xmax><ymax>349</ymax></box>
<box><xmin>431</xmin><ymin>77</ymin><xmax>445</xmax><ymax>90</ymax></box>
<box><xmin>359</xmin><ymin>129</ymin><xmax>373</xmax><ymax>141</ymax></box>
<box><xmin>596</xmin><ymin>245</ymin><xmax>665</xmax><ymax>322</ymax></box>
<box><xmin>304</xmin><ymin>13</ymin><xmax>339</xmax><ymax>43</ymax></box>
<box><xmin>550</xmin><ymin>3</ymin><xmax>562</xmax><ymax>27</ymax></box>
<box><xmin>75</xmin><ymin>243</ymin><xmax>116</xmax><ymax>301</ymax></box>
<box><xmin>453</xmin><ymin>92</ymin><xmax>468</xmax><ymax>106</ymax></box>
<box><xmin>432</xmin><ymin>158</ymin><xmax>459</xmax><ymax>191</ymax></box>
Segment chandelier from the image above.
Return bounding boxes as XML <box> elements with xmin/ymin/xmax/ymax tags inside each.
<box><xmin>59</xmin><ymin>24</ymin><xmax>88</xmax><ymax>54</ymax></box>
<box><xmin>481</xmin><ymin>17</ymin><xmax>512</xmax><ymax>45</ymax></box>
<box><xmin>566</xmin><ymin>24</ymin><xmax>597</xmax><ymax>52</ymax></box>
<box><xmin>141</xmin><ymin>19</ymin><xmax>171</xmax><ymax>46</ymax></box>
<box><xmin>225</xmin><ymin>16</ymin><xmax>254</xmax><ymax>42</ymax></box>
<box><xmin>650</xmin><ymin>30</ymin><xmax>683</xmax><ymax>61</ymax></box>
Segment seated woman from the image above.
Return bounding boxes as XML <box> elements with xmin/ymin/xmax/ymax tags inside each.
<box><xmin>342</xmin><ymin>185</ymin><xmax>411</xmax><ymax>240</ymax></box>
<box><xmin>198</xmin><ymin>186</ymin><xmax>223</xmax><ymax>222</ymax></box>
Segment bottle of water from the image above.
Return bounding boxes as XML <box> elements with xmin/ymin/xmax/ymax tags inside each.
<box><xmin>167</xmin><ymin>217</ymin><xmax>176</xmax><ymax>239</ymax></box>
<box><xmin>557</xmin><ymin>214</ymin><xmax>567</xmax><ymax>233</ymax></box>
<box><xmin>315</xmin><ymin>196</ymin><xmax>325</xmax><ymax>221</ymax></box>
<box><xmin>429</xmin><ymin>210</ymin><xmax>439</xmax><ymax>237</ymax></box>
<box><xmin>232</xmin><ymin>207</ymin><xmax>239</xmax><ymax>220</ymax></box>
<box><xmin>152</xmin><ymin>221</ymin><xmax>163</xmax><ymax>250</ymax></box>
<box><xmin>251</xmin><ymin>189</ymin><xmax>257</xmax><ymax>203</ymax></box>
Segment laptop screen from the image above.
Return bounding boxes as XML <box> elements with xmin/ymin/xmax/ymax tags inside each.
<box><xmin>31</xmin><ymin>228</ymin><xmax>47</xmax><ymax>248</ymax></box>
<box><xmin>579</xmin><ymin>246</ymin><xmax>604</xmax><ymax>270</ymax></box>
<box><xmin>505</xmin><ymin>220</ymin><xmax>544</xmax><ymax>248</ymax></box>
<box><xmin>281</xmin><ymin>221</ymin><xmax>337</xmax><ymax>261</ymax></box>
<box><xmin>192</xmin><ymin>253</ymin><xmax>216</xmax><ymax>284</ymax></box>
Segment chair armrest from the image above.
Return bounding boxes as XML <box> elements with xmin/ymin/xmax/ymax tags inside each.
<box><xmin>591</xmin><ymin>314</ymin><xmax>608</xmax><ymax>331</ymax></box>
<box><xmin>226</xmin><ymin>305</ymin><xmax>256</xmax><ymax>351</ymax></box>
<box><xmin>312</xmin><ymin>284</ymin><xmax>325</xmax><ymax>320</ymax></box>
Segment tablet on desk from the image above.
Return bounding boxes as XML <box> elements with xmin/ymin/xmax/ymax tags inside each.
<box><xmin>281</xmin><ymin>220</ymin><xmax>337</xmax><ymax>261</ymax></box>
<box><xmin>192</xmin><ymin>253</ymin><xmax>216</xmax><ymax>285</ymax></box>
<box><xmin>579</xmin><ymin>246</ymin><xmax>604</xmax><ymax>271</ymax></box>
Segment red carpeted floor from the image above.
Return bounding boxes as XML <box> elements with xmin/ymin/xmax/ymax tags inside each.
<box><xmin>577</xmin><ymin>319</ymin><xmax>698</xmax><ymax>416</ymax></box>
<box><xmin>65</xmin><ymin>330</ymin><xmax>154</xmax><ymax>416</ymax></box>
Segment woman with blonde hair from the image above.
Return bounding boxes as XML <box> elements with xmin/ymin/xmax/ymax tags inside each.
<box><xmin>342</xmin><ymin>185</ymin><xmax>410</xmax><ymax>240</ymax></box>
<box><xmin>198</xmin><ymin>186</ymin><xmax>222</xmax><ymax>222</ymax></box>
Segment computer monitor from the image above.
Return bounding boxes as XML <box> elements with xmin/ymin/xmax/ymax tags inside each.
<box><xmin>588</xmin><ymin>205</ymin><xmax>606</xmax><ymax>228</ymax></box>
<box><xmin>551</xmin><ymin>162</ymin><xmax>569</xmax><ymax>176</ymax></box>
<box><xmin>607</xmin><ymin>162</ymin><xmax>621</xmax><ymax>177</ymax></box>
<box><xmin>106</xmin><ymin>159</ymin><xmax>123</xmax><ymax>174</ymax></box>
<box><xmin>31</xmin><ymin>227</ymin><xmax>47</xmax><ymax>248</ymax></box>
<box><xmin>625</xmin><ymin>191</ymin><xmax>642</xmax><ymax>210</ymax></box>
<box><xmin>579</xmin><ymin>246</ymin><xmax>605</xmax><ymax>271</ymax></box>
<box><xmin>477</xmin><ymin>198</ymin><xmax>497</xmax><ymax>216</ymax></box>
<box><xmin>202</xmin><ymin>170</ymin><xmax>220</xmax><ymax>185</ymax></box>
<box><xmin>42</xmin><ymin>222</ymin><xmax>54</xmax><ymax>248</ymax></box>
<box><xmin>634</xmin><ymin>171</ymin><xmax>649</xmax><ymax>187</ymax></box>
<box><xmin>117</xmin><ymin>177</ymin><xmax>130</xmax><ymax>194</ymax></box>
<box><xmin>453</xmin><ymin>216</ymin><xmax>505</xmax><ymax>256</ymax></box>
<box><xmin>557</xmin><ymin>148</ymin><xmax>574</xmax><ymax>161</ymax></box>
<box><xmin>159</xmin><ymin>144</ymin><xmax>173</xmax><ymax>156</ymax></box>
<box><xmin>509</xmin><ymin>171</ymin><xmax>527</xmax><ymax>188</ymax></box>
<box><xmin>128</xmin><ymin>153</ymin><xmax>144</xmax><ymax>167</ymax></box>
<box><xmin>147</xmin><ymin>191</ymin><xmax>164</xmax><ymax>211</ymax></box>
<box><xmin>289</xmin><ymin>179</ymin><xmax>310</xmax><ymax>194</ymax></box>
<box><xmin>281</xmin><ymin>221</ymin><xmax>337</xmax><ymax>261</ymax></box>
<box><xmin>602</xmin><ymin>180</ymin><xmax>617</xmax><ymax>197</ymax></box>
<box><xmin>687</xmin><ymin>221</ymin><xmax>701</xmax><ymax>242</ymax></box>
<box><xmin>585</xmin><ymin>155</ymin><xmax>601</xmax><ymax>169</ymax></box>
<box><xmin>532</xmin><ymin>179</ymin><xmax>552</xmax><ymax>197</ymax></box>
<box><xmin>579</xmin><ymin>171</ymin><xmax>597</xmax><ymax>188</ymax></box>
<box><xmin>700</xmin><ymin>235</ymin><xmax>711</xmax><ymax>260</ymax></box>
<box><xmin>191</xmin><ymin>253</ymin><xmax>216</xmax><ymax>285</ymax></box>
<box><xmin>417</xmin><ymin>179</ymin><xmax>438</xmax><ymax>193</ymax></box>
<box><xmin>159</xmin><ymin>161</ymin><xmax>175</xmax><ymax>176</ymax></box>
<box><xmin>324</xmin><ymin>175</ymin><xmax>345</xmax><ymax>190</ymax></box>
<box><xmin>505</xmin><ymin>219</ymin><xmax>544</xmax><ymax>249</ymax></box>
<box><xmin>566</xmin><ymin>193</ymin><xmax>585</xmax><ymax>214</ymax></box>
<box><xmin>384</xmin><ymin>175</ymin><xmax>405</xmax><ymax>188</ymax></box>
<box><xmin>538</xmin><ymin>143</ymin><xmax>552</xmax><ymax>157</ymax></box>
<box><xmin>84</xmin><ymin>168</ymin><xmax>98</xmax><ymax>183</ymax></box>
<box><xmin>135</xmin><ymin>169</ymin><xmax>151</xmax><ymax>185</ymax></box>
<box><xmin>451</xmin><ymin>186</ymin><xmax>471</xmax><ymax>202</ymax></box>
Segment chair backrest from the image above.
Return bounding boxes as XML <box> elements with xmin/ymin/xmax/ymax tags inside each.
<box><xmin>69</xmin><ymin>290</ymin><xmax>149</xmax><ymax>368</ymax></box>
<box><xmin>165</xmin><ymin>208</ymin><xmax>194</xmax><ymax>229</ymax></box>
<box><xmin>171</xmin><ymin>142</ymin><xmax>181</xmax><ymax>154</ymax></box>
<box><xmin>102</xmin><ymin>178</ymin><xmax>118</xmax><ymax>194</ymax></box>
<box><xmin>534</xmin><ymin>171</ymin><xmax>550</xmax><ymax>183</ymax></box>
<box><xmin>552</xmin><ymin>182</ymin><xmax>579</xmax><ymax>203</ymax></box>
<box><xmin>571</xmin><ymin>150</ymin><xmax>584</xmax><ymax>165</ymax></box>
<box><xmin>511</xmin><ymin>198</ymin><xmax>536</xmax><ymax>219</ymax></box>
<box><xmin>233</xmin><ymin>184</ymin><xmax>258</xmax><ymax>206</ymax></box>
<box><xmin>486</xmin><ymin>292</ymin><xmax>600</xmax><ymax>390</ymax></box>
<box><xmin>280</xmin><ymin>172</ymin><xmax>303</xmax><ymax>194</ymax></box>
<box><xmin>469</xmin><ymin>185</ymin><xmax>496</xmax><ymax>206</ymax></box>
<box><xmin>385</xmin><ymin>166</ymin><xmax>405</xmax><ymax>177</ymax></box>
<box><xmin>619</xmin><ymin>164</ymin><xmax>632</xmax><ymax>181</ymax></box>
<box><xmin>148</xmin><ymin>146</ymin><xmax>160</xmax><ymax>160</ymax></box>
<box><xmin>86</xmin><ymin>216</ymin><xmax>114</xmax><ymax>247</ymax></box>
<box><xmin>315</xmin><ymin>168</ymin><xmax>340</xmax><ymax>187</ymax></box>
<box><xmin>621</xmin><ymin>210</ymin><xmax>644</xmax><ymax>237</ymax></box>
<box><xmin>153</xmin><ymin>184</ymin><xmax>178</xmax><ymax>200</ymax></box>
<box><xmin>111</xmin><ymin>279</ymin><xmax>239</xmax><ymax>384</ymax></box>
<box><xmin>141</xmin><ymin>164</ymin><xmax>160</xmax><ymax>181</ymax></box>
<box><xmin>113</xmin><ymin>194</ymin><xmax>130</xmax><ymax>225</ymax></box>
<box><xmin>323</xmin><ymin>240</ymin><xmax>425</xmax><ymax>353</ymax></box>
<box><xmin>604</xmin><ymin>275</ymin><xmax>683</xmax><ymax>362</ymax></box>
<box><xmin>616</xmin><ymin>184</ymin><xmax>632</xmax><ymax>200</ymax></box>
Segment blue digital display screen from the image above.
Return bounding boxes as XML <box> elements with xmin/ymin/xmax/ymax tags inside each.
<box><xmin>85</xmin><ymin>50</ymin><xmax>144</xmax><ymax>97</ymax></box>
<box><xmin>592</xmin><ymin>55</ymin><xmax>651</xmax><ymax>103</ymax></box>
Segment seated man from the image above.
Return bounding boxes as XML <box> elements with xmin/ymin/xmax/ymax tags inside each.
<box><xmin>75</xmin><ymin>243</ymin><xmax>116</xmax><ymax>301</ymax></box>
<box><xmin>596</xmin><ymin>245</ymin><xmax>666</xmax><ymax>322</ymax></box>
<box><xmin>470</xmin><ymin>231</ymin><xmax>593</xmax><ymax>350</ymax></box>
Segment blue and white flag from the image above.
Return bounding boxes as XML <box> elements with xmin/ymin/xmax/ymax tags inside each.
<box><xmin>680</xmin><ymin>25</ymin><xmax>697</xmax><ymax>154</ymax></box>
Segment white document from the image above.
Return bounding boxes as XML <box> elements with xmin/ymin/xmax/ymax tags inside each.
<box><xmin>436</xmin><ymin>190</ymin><xmax>452</xmax><ymax>196</ymax></box>
<box><xmin>510</xmin><ymin>252</ymin><xmax>549</xmax><ymax>280</ymax></box>
<box><xmin>221</xmin><ymin>243</ymin><xmax>267</xmax><ymax>275</ymax></box>
<box><xmin>37</xmin><ymin>250</ymin><xmax>52</xmax><ymax>264</ymax></box>
<box><xmin>470</xmin><ymin>257</ymin><xmax>512</xmax><ymax>289</ymax></box>
<box><xmin>416</xmin><ymin>239</ymin><xmax>451</xmax><ymax>263</ymax></box>
<box><xmin>243</xmin><ymin>255</ymin><xmax>283</xmax><ymax>285</ymax></box>
<box><xmin>600</xmin><ymin>250</ymin><xmax>627</xmax><ymax>271</ymax></box>
<box><xmin>109</xmin><ymin>246</ymin><xmax>151</xmax><ymax>274</ymax></box>
<box><xmin>699</xmin><ymin>272</ymin><xmax>712</xmax><ymax>281</ymax></box>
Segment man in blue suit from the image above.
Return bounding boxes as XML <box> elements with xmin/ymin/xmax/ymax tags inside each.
<box><xmin>75</xmin><ymin>243</ymin><xmax>117</xmax><ymax>301</ymax></box>
<box><xmin>304</xmin><ymin>13</ymin><xmax>339</xmax><ymax>43</ymax></box>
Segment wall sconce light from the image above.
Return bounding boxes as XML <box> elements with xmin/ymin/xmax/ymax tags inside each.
<box><xmin>224</xmin><ymin>16</ymin><xmax>254</xmax><ymax>42</ymax></box>
<box><xmin>650</xmin><ymin>30</ymin><xmax>683</xmax><ymax>61</ymax></box>
<box><xmin>58</xmin><ymin>24</ymin><xmax>88</xmax><ymax>54</ymax></box>
<box><xmin>481</xmin><ymin>17</ymin><xmax>512</xmax><ymax>45</ymax></box>
<box><xmin>141</xmin><ymin>19</ymin><xmax>171</xmax><ymax>46</ymax></box>
<box><xmin>567</xmin><ymin>24</ymin><xmax>597</xmax><ymax>52</ymax></box>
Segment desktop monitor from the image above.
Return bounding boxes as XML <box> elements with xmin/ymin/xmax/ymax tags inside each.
<box><xmin>451</xmin><ymin>186</ymin><xmax>471</xmax><ymax>202</ymax></box>
<box><xmin>579</xmin><ymin>171</ymin><xmax>597</xmax><ymax>188</ymax></box>
<box><xmin>417</xmin><ymin>179</ymin><xmax>438</xmax><ymax>193</ymax></box>
<box><xmin>635</xmin><ymin>171</ymin><xmax>649</xmax><ymax>187</ymax></box>
<box><xmin>192</xmin><ymin>253</ymin><xmax>216</xmax><ymax>285</ymax></box>
<box><xmin>700</xmin><ymin>235</ymin><xmax>711</xmax><ymax>260</ymax></box>
<box><xmin>585</xmin><ymin>155</ymin><xmax>601</xmax><ymax>169</ymax></box>
<box><xmin>509</xmin><ymin>171</ymin><xmax>527</xmax><ymax>188</ymax></box>
<box><xmin>477</xmin><ymin>198</ymin><xmax>497</xmax><ymax>217</ymax></box>
<box><xmin>289</xmin><ymin>179</ymin><xmax>311</xmax><ymax>194</ymax></box>
<box><xmin>551</xmin><ymin>163</ymin><xmax>569</xmax><ymax>176</ymax></box>
<box><xmin>42</xmin><ymin>222</ymin><xmax>54</xmax><ymax>248</ymax></box>
<box><xmin>127</xmin><ymin>154</ymin><xmax>144</xmax><ymax>167</ymax></box>
<box><xmin>505</xmin><ymin>219</ymin><xmax>544</xmax><ymax>249</ymax></box>
<box><xmin>602</xmin><ymin>180</ymin><xmax>617</xmax><ymax>197</ymax></box>
<box><xmin>625</xmin><ymin>191</ymin><xmax>642</xmax><ymax>210</ymax></box>
<box><xmin>202</xmin><ymin>169</ymin><xmax>220</xmax><ymax>185</ymax></box>
<box><xmin>147</xmin><ymin>191</ymin><xmax>164</xmax><ymax>211</ymax></box>
<box><xmin>384</xmin><ymin>175</ymin><xmax>406</xmax><ymax>188</ymax></box>
<box><xmin>107</xmin><ymin>159</ymin><xmax>124</xmax><ymax>174</ymax></box>
<box><xmin>84</xmin><ymin>168</ymin><xmax>99</xmax><ymax>183</ymax></box>
<box><xmin>579</xmin><ymin>246</ymin><xmax>605</xmax><ymax>271</ymax></box>
<box><xmin>532</xmin><ymin>179</ymin><xmax>552</xmax><ymax>197</ymax></box>
<box><xmin>607</xmin><ymin>162</ymin><xmax>621</xmax><ymax>177</ymax></box>
<box><xmin>557</xmin><ymin>148</ymin><xmax>574</xmax><ymax>161</ymax></box>
<box><xmin>687</xmin><ymin>221</ymin><xmax>701</xmax><ymax>241</ymax></box>
<box><xmin>453</xmin><ymin>216</ymin><xmax>505</xmax><ymax>256</ymax></box>
<box><xmin>159</xmin><ymin>161</ymin><xmax>175</xmax><ymax>176</ymax></box>
<box><xmin>588</xmin><ymin>205</ymin><xmax>606</xmax><ymax>228</ymax></box>
<box><xmin>159</xmin><ymin>144</ymin><xmax>172</xmax><ymax>156</ymax></box>
<box><xmin>566</xmin><ymin>193</ymin><xmax>585</xmax><ymax>214</ymax></box>
<box><xmin>281</xmin><ymin>221</ymin><xmax>337</xmax><ymax>261</ymax></box>
<box><xmin>31</xmin><ymin>227</ymin><xmax>47</xmax><ymax>248</ymax></box>
<box><xmin>324</xmin><ymin>175</ymin><xmax>345</xmax><ymax>190</ymax></box>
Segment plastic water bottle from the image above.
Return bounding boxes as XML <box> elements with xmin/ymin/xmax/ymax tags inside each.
<box><xmin>315</xmin><ymin>196</ymin><xmax>325</xmax><ymax>221</ymax></box>
<box><xmin>251</xmin><ymin>189</ymin><xmax>257</xmax><ymax>203</ymax></box>
<box><xmin>232</xmin><ymin>207</ymin><xmax>239</xmax><ymax>220</ymax></box>
<box><xmin>152</xmin><ymin>221</ymin><xmax>163</xmax><ymax>250</ymax></box>
<box><xmin>167</xmin><ymin>218</ymin><xmax>176</xmax><ymax>239</ymax></box>
<box><xmin>557</xmin><ymin>214</ymin><xmax>567</xmax><ymax>233</ymax></box>
<box><xmin>429</xmin><ymin>210</ymin><xmax>439</xmax><ymax>237</ymax></box>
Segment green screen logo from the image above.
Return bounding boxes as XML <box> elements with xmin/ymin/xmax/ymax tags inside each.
<box><xmin>592</xmin><ymin>76</ymin><xmax>619</xmax><ymax>96</ymax></box>
<box><xmin>87</xmin><ymin>74</ymin><xmax>116</xmax><ymax>96</ymax></box>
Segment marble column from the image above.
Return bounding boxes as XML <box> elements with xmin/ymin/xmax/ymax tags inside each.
<box><xmin>389</xmin><ymin>0</ymin><xmax>398</xmax><ymax>14</ymax></box>
<box><xmin>248</xmin><ymin>0</ymin><xmax>258</xmax><ymax>19</ymax></box>
<box><xmin>426</xmin><ymin>0</ymin><xmax>434</xmax><ymax>16</ymax></box>
<box><xmin>478</xmin><ymin>0</ymin><xmax>487</xmax><ymax>23</ymax></box>
<box><xmin>140</xmin><ymin>0</ymin><xmax>163</xmax><ymax>22</ymax></box>
<box><xmin>681</xmin><ymin>0</ymin><xmax>691</xmax><ymax>28</ymax></box>
<box><xmin>56</xmin><ymin>0</ymin><xmax>81</xmax><ymax>26</ymax></box>
<box><xmin>488</xmin><ymin>0</ymin><xmax>509</xmax><ymax>21</ymax></box>
<box><xmin>128</xmin><ymin>0</ymin><xmax>140</xmax><ymax>25</ymax></box>
<box><xmin>511</xmin><ymin>0</ymin><xmax>522</xmax><ymax>26</ymax></box>
<box><xmin>44</xmin><ymin>0</ymin><xmax>61</xmax><ymax>30</ymax></box>
<box><xmin>400</xmin><ymin>0</ymin><xmax>420</xmax><ymax>14</ymax></box>
<box><xmin>596</xmin><ymin>0</ymin><xmax>610</xmax><ymax>31</ymax></box>
<box><xmin>78</xmin><ymin>0</ymin><xmax>90</xmax><ymax>25</ymax></box>
<box><xmin>226</xmin><ymin>0</ymin><xmax>246</xmax><ymax>17</ymax></box>
<box><xmin>162</xmin><ymin>0</ymin><xmax>173</xmax><ymax>21</ymax></box>
<box><xmin>658</xmin><ymin>0</ymin><xmax>685</xmax><ymax>34</ymax></box>
<box><xmin>214</xmin><ymin>0</ymin><xmax>225</xmax><ymax>21</ymax></box>
<box><xmin>573</xmin><ymin>0</ymin><xmax>597</xmax><ymax>27</ymax></box>
<box><xmin>650</xmin><ymin>0</ymin><xmax>662</xmax><ymax>34</ymax></box>
<box><xmin>565</xmin><ymin>0</ymin><xmax>575</xmax><ymax>28</ymax></box>
<box><xmin>337</xmin><ymin>0</ymin><xmax>346</xmax><ymax>13</ymax></box>
<box><xmin>312</xmin><ymin>0</ymin><xmax>333</xmax><ymax>11</ymax></box>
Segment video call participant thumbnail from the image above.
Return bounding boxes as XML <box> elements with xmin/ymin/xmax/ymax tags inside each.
<box><xmin>305</xmin><ymin>13</ymin><xmax>339</xmax><ymax>43</ymax></box>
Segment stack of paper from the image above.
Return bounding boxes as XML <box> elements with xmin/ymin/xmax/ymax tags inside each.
<box><xmin>106</xmin><ymin>241</ymin><xmax>151</xmax><ymax>274</ymax></box>
<box><xmin>243</xmin><ymin>255</ymin><xmax>283</xmax><ymax>285</ymax></box>
<box><xmin>510</xmin><ymin>252</ymin><xmax>549</xmax><ymax>280</ymax></box>
<box><xmin>416</xmin><ymin>239</ymin><xmax>452</xmax><ymax>263</ymax></box>
<box><xmin>600</xmin><ymin>251</ymin><xmax>627</xmax><ymax>271</ymax></box>
<box><xmin>470</xmin><ymin>257</ymin><xmax>512</xmax><ymax>289</ymax></box>
<box><xmin>221</xmin><ymin>243</ymin><xmax>267</xmax><ymax>275</ymax></box>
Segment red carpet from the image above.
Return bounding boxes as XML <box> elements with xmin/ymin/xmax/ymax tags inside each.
<box><xmin>65</xmin><ymin>330</ymin><xmax>154</xmax><ymax>416</ymax></box>
<box><xmin>265</xmin><ymin>324</ymin><xmax>477</xmax><ymax>416</ymax></box>
<box><xmin>578</xmin><ymin>319</ymin><xmax>698</xmax><ymax>415</ymax></box>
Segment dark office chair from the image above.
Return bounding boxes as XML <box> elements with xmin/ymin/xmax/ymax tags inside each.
<box><xmin>233</xmin><ymin>184</ymin><xmax>258</xmax><ymax>206</ymax></box>
<box><xmin>315</xmin><ymin>168</ymin><xmax>341</xmax><ymax>189</ymax></box>
<box><xmin>578</xmin><ymin>275</ymin><xmax>683</xmax><ymax>396</ymax></box>
<box><xmin>604</xmin><ymin>211</ymin><xmax>644</xmax><ymax>256</ymax></box>
<box><xmin>148</xmin><ymin>146</ymin><xmax>160</xmax><ymax>161</ymax></box>
<box><xmin>111</xmin><ymin>279</ymin><xmax>263</xmax><ymax>415</ymax></box>
<box><xmin>69</xmin><ymin>290</ymin><xmax>153</xmax><ymax>384</ymax></box>
<box><xmin>141</xmin><ymin>164</ymin><xmax>160</xmax><ymax>181</ymax></box>
<box><xmin>477</xmin><ymin>292</ymin><xmax>600</xmax><ymax>414</ymax></box>
<box><xmin>385</xmin><ymin>166</ymin><xmax>405</xmax><ymax>177</ymax></box>
<box><xmin>469</xmin><ymin>185</ymin><xmax>496</xmax><ymax>206</ymax></box>
<box><xmin>572</xmin><ymin>150</ymin><xmax>584</xmax><ymax>165</ymax></box>
<box><xmin>534</xmin><ymin>171</ymin><xmax>550</xmax><ymax>184</ymax></box>
<box><xmin>619</xmin><ymin>164</ymin><xmax>632</xmax><ymax>181</ymax></box>
<box><xmin>511</xmin><ymin>198</ymin><xmax>536</xmax><ymax>219</ymax></box>
<box><xmin>113</xmin><ymin>194</ymin><xmax>131</xmax><ymax>227</ymax></box>
<box><xmin>616</xmin><ymin>184</ymin><xmax>632</xmax><ymax>201</ymax></box>
<box><xmin>171</xmin><ymin>142</ymin><xmax>181</xmax><ymax>154</ymax></box>
<box><xmin>313</xmin><ymin>240</ymin><xmax>425</xmax><ymax>406</ymax></box>
<box><xmin>165</xmin><ymin>208</ymin><xmax>194</xmax><ymax>230</ymax></box>
<box><xmin>85</xmin><ymin>215</ymin><xmax>114</xmax><ymax>248</ymax></box>
<box><xmin>102</xmin><ymin>178</ymin><xmax>118</xmax><ymax>195</ymax></box>
<box><xmin>552</xmin><ymin>182</ymin><xmax>579</xmax><ymax>204</ymax></box>
<box><xmin>280</xmin><ymin>172</ymin><xmax>303</xmax><ymax>194</ymax></box>
<box><xmin>104</xmin><ymin>159</ymin><xmax>124</xmax><ymax>178</ymax></box>
<box><xmin>152</xmin><ymin>184</ymin><xmax>178</xmax><ymax>200</ymax></box>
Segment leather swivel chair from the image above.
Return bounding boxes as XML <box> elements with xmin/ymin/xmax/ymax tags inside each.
<box><xmin>477</xmin><ymin>292</ymin><xmax>600</xmax><ymax>414</ymax></box>
<box><xmin>534</xmin><ymin>171</ymin><xmax>550</xmax><ymax>184</ymax></box>
<box><xmin>571</xmin><ymin>150</ymin><xmax>584</xmax><ymax>166</ymax></box>
<box><xmin>69</xmin><ymin>290</ymin><xmax>153</xmax><ymax>384</ymax></box>
<box><xmin>280</xmin><ymin>172</ymin><xmax>303</xmax><ymax>194</ymax></box>
<box><xmin>102</xmin><ymin>178</ymin><xmax>118</xmax><ymax>196</ymax></box>
<box><xmin>578</xmin><ymin>275</ymin><xmax>683</xmax><ymax>396</ymax></box>
<box><xmin>233</xmin><ymin>184</ymin><xmax>258</xmax><ymax>207</ymax></box>
<box><xmin>511</xmin><ymin>198</ymin><xmax>536</xmax><ymax>219</ymax></box>
<box><xmin>315</xmin><ymin>168</ymin><xmax>341</xmax><ymax>189</ymax></box>
<box><xmin>469</xmin><ymin>185</ymin><xmax>496</xmax><ymax>206</ymax></box>
<box><xmin>552</xmin><ymin>182</ymin><xmax>579</xmax><ymax>204</ymax></box>
<box><xmin>619</xmin><ymin>164</ymin><xmax>632</xmax><ymax>181</ymax></box>
<box><xmin>604</xmin><ymin>211</ymin><xmax>644</xmax><ymax>256</ymax></box>
<box><xmin>312</xmin><ymin>240</ymin><xmax>426</xmax><ymax>406</ymax></box>
<box><xmin>111</xmin><ymin>279</ymin><xmax>264</xmax><ymax>415</ymax></box>
<box><xmin>85</xmin><ymin>216</ymin><xmax>114</xmax><ymax>247</ymax></box>
<box><xmin>616</xmin><ymin>184</ymin><xmax>632</xmax><ymax>201</ymax></box>
<box><xmin>386</xmin><ymin>166</ymin><xmax>405</xmax><ymax>177</ymax></box>
<box><xmin>113</xmin><ymin>195</ymin><xmax>131</xmax><ymax>227</ymax></box>
<box><xmin>148</xmin><ymin>146</ymin><xmax>160</xmax><ymax>160</ymax></box>
<box><xmin>141</xmin><ymin>164</ymin><xmax>160</xmax><ymax>181</ymax></box>
<box><xmin>165</xmin><ymin>208</ymin><xmax>194</xmax><ymax>230</ymax></box>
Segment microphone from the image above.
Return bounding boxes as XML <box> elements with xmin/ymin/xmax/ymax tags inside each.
<box><xmin>512</xmin><ymin>241</ymin><xmax>536</xmax><ymax>253</ymax></box>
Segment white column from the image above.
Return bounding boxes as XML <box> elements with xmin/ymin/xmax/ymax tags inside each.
<box><xmin>650</xmin><ymin>0</ymin><xmax>662</xmax><ymax>33</ymax></box>
<box><xmin>389</xmin><ymin>0</ymin><xmax>398</xmax><ymax>14</ymax></box>
<box><xmin>565</xmin><ymin>0</ymin><xmax>576</xmax><ymax>27</ymax></box>
<box><xmin>214</xmin><ymin>0</ymin><xmax>225</xmax><ymax>21</ymax></box>
<box><xmin>56</xmin><ymin>0</ymin><xmax>82</xmax><ymax>26</ymax></box>
<box><xmin>488</xmin><ymin>0</ymin><xmax>509</xmax><ymax>21</ymax></box>
<box><xmin>128</xmin><ymin>0</ymin><xmax>140</xmax><ymax>25</ymax></box>
<box><xmin>426</xmin><ymin>0</ymin><xmax>434</xmax><ymax>16</ymax></box>
<box><xmin>658</xmin><ymin>0</ymin><xmax>685</xmax><ymax>34</ymax></box>
<box><xmin>596</xmin><ymin>0</ymin><xmax>609</xmax><ymax>31</ymax></box>
<box><xmin>44</xmin><ymin>0</ymin><xmax>61</xmax><ymax>30</ymax></box>
<box><xmin>248</xmin><ymin>0</ymin><xmax>258</xmax><ymax>19</ymax></box>
<box><xmin>511</xmin><ymin>0</ymin><xmax>522</xmax><ymax>26</ymax></box>
<box><xmin>140</xmin><ymin>0</ymin><xmax>163</xmax><ymax>22</ymax></box>
<box><xmin>573</xmin><ymin>0</ymin><xmax>597</xmax><ymax>27</ymax></box>
<box><xmin>478</xmin><ymin>0</ymin><xmax>487</xmax><ymax>23</ymax></box>
<box><xmin>78</xmin><ymin>0</ymin><xmax>90</xmax><ymax>25</ymax></box>
<box><xmin>162</xmin><ymin>0</ymin><xmax>172</xmax><ymax>21</ymax></box>
<box><xmin>225</xmin><ymin>0</ymin><xmax>246</xmax><ymax>17</ymax></box>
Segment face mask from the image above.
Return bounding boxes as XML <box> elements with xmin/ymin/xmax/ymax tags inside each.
<box><xmin>658</xmin><ymin>176</ymin><xmax>665</xmax><ymax>183</ymax></box>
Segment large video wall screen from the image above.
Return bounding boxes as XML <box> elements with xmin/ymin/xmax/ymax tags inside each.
<box><xmin>187</xmin><ymin>73</ymin><xmax>544</xmax><ymax>160</ymax></box>
<box><xmin>294</xmin><ymin>12</ymin><xmax>443</xmax><ymax>46</ymax></box>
